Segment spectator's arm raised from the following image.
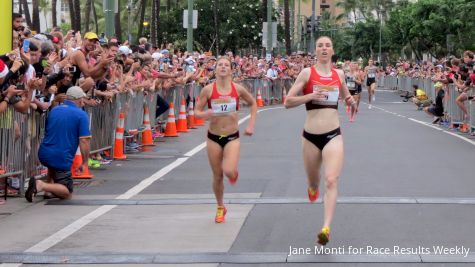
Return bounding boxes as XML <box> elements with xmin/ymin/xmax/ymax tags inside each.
<box><xmin>71</xmin><ymin>49</ymin><xmax>112</xmax><ymax>80</ymax></box>
<box><xmin>1</xmin><ymin>85</ymin><xmax>24</xmax><ymax>113</ymax></box>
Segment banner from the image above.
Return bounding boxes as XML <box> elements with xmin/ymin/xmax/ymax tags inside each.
<box><xmin>0</xmin><ymin>1</ymin><xmax>12</xmax><ymax>54</ymax></box>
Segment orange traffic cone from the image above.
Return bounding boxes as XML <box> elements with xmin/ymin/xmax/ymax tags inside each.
<box><xmin>176</xmin><ymin>98</ymin><xmax>189</xmax><ymax>132</ymax></box>
<box><xmin>187</xmin><ymin>101</ymin><xmax>197</xmax><ymax>129</ymax></box>
<box><xmin>71</xmin><ymin>147</ymin><xmax>93</xmax><ymax>179</ymax></box>
<box><xmin>141</xmin><ymin>105</ymin><xmax>155</xmax><ymax>146</ymax></box>
<box><xmin>165</xmin><ymin>102</ymin><xmax>179</xmax><ymax>137</ymax></box>
<box><xmin>194</xmin><ymin>97</ymin><xmax>205</xmax><ymax>126</ymax></box>
<box><xmin>114</xmin><ymin>113</ymin><xmax>127</xmax><ymax>160</ymax></box>
<box><xmin>256</xmin><ymin>88</ymin><xmax>264</xmax><ymax>107</ymax></box>
<box><xmin>282</xmin><ymin>88</ymin><xmax>287</xmax><ymax>104</ymax></box>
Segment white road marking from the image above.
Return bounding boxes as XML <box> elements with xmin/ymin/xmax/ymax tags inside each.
<box><xmin>0</xmin><ymin>107</ymin><xmax>280</xmax><ymax>267</ymax></box>
<box><xmin>363</xmin><ymin>100</ymin><xmax>475</xmax><ymax>147</ymax></box>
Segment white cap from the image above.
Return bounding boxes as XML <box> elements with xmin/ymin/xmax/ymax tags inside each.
<box><xmin>66</xmin><ymin>86</ymin><xmax>87</xmax><ymax>99</ymax></box>
<box><xmin>152</xmin><ymin>52</ymin><xmax>163</xmax><ymax>60</ymax></box>
<box><xmin>185</xmin><ymin>57</ymin><xmax>195</xmax><ymax>65</ymax></box>
<box><xmin>118</xmin><ymin>45</ymin><xmax>132</xmax><ymax>55</ymax></box>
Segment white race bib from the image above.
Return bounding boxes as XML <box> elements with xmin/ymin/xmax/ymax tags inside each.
<box><xmin>368</xmin><ymin>73</ymin><xmax>375</xmax><ymax>78</ymax></box>
<box><xmin>211</xmin><ymin>97</ymin><xmax>237</xmax><ymax>116</ymax></box>
<box><xmin>346</xmin><ymin>82</ymin><xmax>355</xmax><ymax>88</ymax></box>
<box><xmin>313</xmin><ymin>85</ymin><xmax>339</xmax><ymax>105</ymax></box>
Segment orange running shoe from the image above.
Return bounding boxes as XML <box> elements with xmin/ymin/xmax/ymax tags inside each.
<box><xmin>228</xmin><ymin>171</ymin><xmax>239</xmax><ymax>185</ymax></box>
<box><xmin>307</xmin><ymin>187</ymin><xmax>319</xmax><ymax>202</ymax></box>
<box><xmin>215</xmin><ymin>206</ymin><xmax>227</xmax><ymax>223</ymax></box>
<box><xmin>317</xmin><ymin>227</ymin><xmax>330</xmax><ymax>246</ymax></box>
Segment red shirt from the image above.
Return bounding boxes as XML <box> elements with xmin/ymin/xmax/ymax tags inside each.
<box><xmin>207</xmin><ymin>82</ymin><xmax>240</xmax><ymax>111</ymax></box>
<box><xmin>304</xmin><ymin>66</ymin><xmax>342</xmax><ymax>110</ymax></box>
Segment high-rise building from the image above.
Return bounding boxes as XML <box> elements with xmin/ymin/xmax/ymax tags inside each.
<box><xmin>298</xmin><ymin>0</ymin><xmax>344</xmax><ymax>22</ymax></box>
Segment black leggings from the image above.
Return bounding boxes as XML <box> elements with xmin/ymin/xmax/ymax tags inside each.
<box><xmin>207</xmin><ymin>131</ymin><xmax>240</xmax><ymax>148</ymax></box>
<box><xmin>302</xmin><ymin>128</ymin><xmax>341</xmax><ymax>151</ymax></box>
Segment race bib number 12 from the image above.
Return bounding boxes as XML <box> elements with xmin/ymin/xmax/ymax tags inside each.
<box><xmin>211</xmin><ymin>98</ymin><xmax>237</xmax><ymax>116</ymax></box>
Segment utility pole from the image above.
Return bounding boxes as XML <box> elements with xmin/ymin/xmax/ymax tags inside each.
<box><xmin>187</xmin><ymin>0</ymin><xmax>193</xmax><ymax>52</ymax></box>
<box><xmin>297</xmin><ymin>0</ymin><xmax>301</xmax><ymax>51</ymax></box>
<box><xmin>310</xmin><ymin>0</ymin><xmax>316</xmax><ymax>54</ymax></box>
<box><xmin>266</xmin><ymin>0</ymin><xmax>273</xmax><ymax>58</ymax></box>
<box><xmin>290</xmin><ymin>0</ymin><xmax>294</xmax><ymax>51</ymax></box>
<box><xmin>378</xmin><ymin>10</ymin><xmax>383</xmax><ymax>64</ymax></box>
<box><xmin>127</xmin><ymin>0</ymin><xmax>132</xmax><ymax>44</ymax></box>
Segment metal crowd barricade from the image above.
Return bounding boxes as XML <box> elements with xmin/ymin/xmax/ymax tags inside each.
<box><xmin>85</xmin><ymin>99</ymin><xmax>117</xmax><ymax>154</ymax></box>
<box><xmin>144</xmin><ymin>92</ymin><xmax>158</xmax><ymax>128</ymax></box>
<box><xmin>470</xmin><ymin>100</ymin><xmax>475</xmax><ymax>134</ymax></box>
<box><xmin>273</xmin><ymin>79</ymin><xmax>285</xmax><ymax>103</ymax></box>
<box><xmin>240</xmin><ymin>79</ymin><xmax>255</xmax><ymax>94</ymax></box>
<box><xmin>422</xmin><ymin>78</ymin><xmax>434</xmax><ymax>101</ymax></box>
<box><xmin>0</xmin><ymin>107</ymin><xmax>22</xmax><ymax>197</ymax></box>
<box><xmin>387</xmin><ymin>76</ymin><xmax>398</xmax><ymax>90</ymax></box>
<box><xmin>24</xmin><ymin>111</ymin><xmax>47</xmax><ymax>182</ymax></box>
<box><xmin>446</xmin><ymin>84</ymin><xmax>466</xmax><ymax>126</ymax></box>
<box><xmin>172</xmin><ymin>85</ymin><xmax>185</xmax><ymax>115</ymax></box>
<box><xmin>377</xmin><ymin>75</ymin><xmax>385</xmax><ymax>88</ymax></box>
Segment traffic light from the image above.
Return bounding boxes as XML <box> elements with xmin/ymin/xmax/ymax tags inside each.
<box><xmin>306</xmin><ymin>17</ymin><xmax>312</xmax><ymax>35</ymax></box>
<box><xmin>305</xmin><ymin>16</ymin><xmax>322</xmax><ymax>35</ymax></box>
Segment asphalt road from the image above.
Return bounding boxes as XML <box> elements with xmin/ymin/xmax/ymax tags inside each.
<box><xmin>1</xmin><ymin>88</ymin><xmax>475</xmax><ymax>267</ymax></box>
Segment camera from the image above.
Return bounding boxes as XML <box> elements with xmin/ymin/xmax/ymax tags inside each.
<box><xmin>68</xmin><ymin>66</ymin><xmax>76</xmax><ymax>73</ymax></box>
<box><xmin>16</xmin><ymin>83</ymin><xmax>25</xmax><ymax>90</ymax></box>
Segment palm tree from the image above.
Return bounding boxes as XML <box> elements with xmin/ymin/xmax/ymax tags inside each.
<box><xmin>115</xmin><ymin>0</ymin><xmax>122</xmax><ymax>40</ymax></box>
<box><xmin>51</xmin><ymin>0</ymin><xmax>57</xmax><ymax>27</ymax></box>
<box><xmin>39</xmin><ymin>0</ymin><xmax>50</xmax><ymax>30</ymax></box>
<box><xmin>335</xmin><ymin>0</ymin><xmax>359</xmax><ymax>24</ymax></box>
<box><xmin>32</xmin><ymin>0</ymin><xmax>41</xmax><ymax>32</ymax></box>
<box><xmin>214</xmin><ymin>0</ymin><xmax>219</xmax><ymax>55</ymax></box>
<box><xmin>92</xmin><ymin>0</ymin><xmax>99</xmax><ymax>33</ymax></box>
<box><xmin>68</xmin><ymin>0</ymin><xmax>75</xmax><ymax>30</ymax></box>
<box><xmin>167</xmin><ymin>0</ymin><xmax>172</xmax><ymax>12</ymax></box>
<box><xmin>21</xmin><ymin>0</ymin><xmax>32</xmax><ymax>28</ymax></box>
<box><xmin>137</xmin><ymin>0</ymin><xmax>147</xmax><ymax>43</ymax></box>
<box><xmin>73</xmin><ymin>0</ymin><xmax>81</xmax><ymax>32</ymax></box>
<box><xmin>151</xmin><ymin>0</ymin><xmax>161</xmax><ymax>47</ymax></box>
<box><xmin>284</xmin><ymin>0</ymin><xmax>291</xmax><ymax>55</ymax></box>
<box><xmin>84</xmin><ymin>0</ymin><xmax>92</xmax><ymax>32</ymax></box>
<box><xmin>262</xmin><ymin>0</ymin><xmax>267</xmax><ymax>56</ymax></box>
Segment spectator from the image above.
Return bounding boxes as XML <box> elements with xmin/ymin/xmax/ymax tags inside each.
<box><xmin>70</xmin><ymin>32</ymin><xmax>113</xmax><ymax>83</ymax></box>
<box><xmin>266</xmin><ymin>64</ymin><xmax>279</xmax><ymax>80</ymax></box>
<box><xmin>424</xmin><ymin>82</ymin><xmax>445</xmax><ymax>124</ymax></box>
<box><xmin>26</xmin><ymin>86</ymin><xmax>91</xmax><ymax>201</ymax></box>
<box><xmin>12</xmin><ymin>13</ymin><xmax>24</xmax><ymax>32</ymax></box>
<box><xmin>411</xmin><ymin>84</ymin><xmax>431</xmax><ymax>109</ymax></box>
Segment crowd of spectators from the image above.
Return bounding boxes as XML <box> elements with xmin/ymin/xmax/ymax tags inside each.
<box><xmin>378</xmin><ymin>53</ymin><xmax>474</xmax><ymax>129</ymax></box>
<box><xmin>2</xmin><ymin>13</ymin><xmax>474</xmax><ymax>197</ymax></box>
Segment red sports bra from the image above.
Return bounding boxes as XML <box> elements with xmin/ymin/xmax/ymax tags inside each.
<box><xmin>303</xmin><ymin>66</ymin><xmax>342</xmax><ymax>110</ymax></box>
<box><xmin>207</xmin><ymin>82</ymin><xmax>240</xmax><ymax>111</ymax></box>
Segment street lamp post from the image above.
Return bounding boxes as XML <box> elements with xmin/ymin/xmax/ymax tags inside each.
<box><xmin>266</xmin><ymin>0</ymin><xmax>273</xmax><ymax>57</ymax></box>
<box><xmin>378</xmin><ymin>10</ymin><xmax>383</xmax><ymax>64</ymax></box>
<box><xmin>297</xmin><ymin>0</ymin><xmax>301</xmax><ymax>51</ymax></box>
<box><xmin>187</xmin><ymin>0</ymin><xmax>193</xmax><ymax>52</ymax></box>
<box><xmin>127</xmin><ymin>0</ymin><xmax>133</xmax><ymax>44</ymax></box>
<box><xmin>310</xmin><ymin>0</ymin><xmax>316</xmax><ymax>54</ymax></box>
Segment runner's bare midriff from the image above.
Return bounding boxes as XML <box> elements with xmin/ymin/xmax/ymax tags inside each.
<box><xmin>208</xmin><ymin>113</ymin><xmax>239</xmax><ymax>136</ymax></box>
<box><xmin>304</xmin><ymin>109</ymin><xmax>340</xmax><ymax>134</ymax></box>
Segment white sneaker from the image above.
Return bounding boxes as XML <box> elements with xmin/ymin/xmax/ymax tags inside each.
<box><xmin>368</xmin><ymin>104</ymin><xmax>372</xmax><ymax>109</ymax></box>
<box><xmin>372</xmin><ymin>95</ymin><xmax>376</xmax><ymax>102</ymax></box>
